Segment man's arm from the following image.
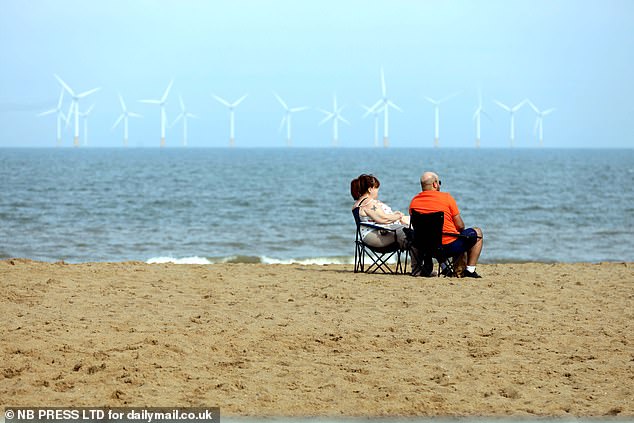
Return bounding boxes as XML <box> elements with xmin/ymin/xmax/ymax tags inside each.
<box><xmin>453</xmin><ymin>213</ymin><xmax>465</xmax><ymax>232</ymax></box>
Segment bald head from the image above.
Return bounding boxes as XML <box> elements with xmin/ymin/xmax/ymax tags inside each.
<box><xmin>420</xmin><ymin>171</ymin><xmax>440</xmax><ymax>191</ymax></box>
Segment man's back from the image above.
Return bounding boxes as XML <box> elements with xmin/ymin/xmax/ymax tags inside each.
<box><xmin>409</xmin><ymin>190</ymin><xmax>460</xmax><ymax>244</ymax></box>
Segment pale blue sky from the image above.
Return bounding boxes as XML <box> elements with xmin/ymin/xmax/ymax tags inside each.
<box><xmin>1</xmin><ymin>0</ymin><xmax>633</xmax><ymax>148</ymax></box>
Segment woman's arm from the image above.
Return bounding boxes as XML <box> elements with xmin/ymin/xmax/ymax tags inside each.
<box><xmin>363</xmin><ymin>200</ymin><xmax>403</xmax><ymax>224</ymax></box>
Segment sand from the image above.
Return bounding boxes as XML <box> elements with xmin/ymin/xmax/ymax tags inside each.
<box><xmin>1</xmin><ymin>259</ymin><xmax>632</xmax><ymax>417</ymax></box>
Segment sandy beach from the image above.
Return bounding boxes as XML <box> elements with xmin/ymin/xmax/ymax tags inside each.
<box><xmin>1</xmin><ymin>259</ymin><xmax>632</xmax><ymax>417</ymax></box>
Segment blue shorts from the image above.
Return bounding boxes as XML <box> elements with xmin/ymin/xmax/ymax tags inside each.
<box><xmin>442</xmin><ymin>228</ymin><xmax>479</xmax><ymax>257</ymax></box>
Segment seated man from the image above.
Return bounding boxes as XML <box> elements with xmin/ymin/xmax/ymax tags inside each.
<box><xmin>409</xmin><ymin>171</ymin><xmax>483</xmax><ymax>278</ymax></box>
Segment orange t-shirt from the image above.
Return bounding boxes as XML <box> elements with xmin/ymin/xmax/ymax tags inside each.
<box><xmin>409</xmin><ymin>191</ymin><xmax>460</xmax><ymax>245</ymax></box>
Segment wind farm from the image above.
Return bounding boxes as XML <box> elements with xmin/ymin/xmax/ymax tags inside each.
<box><xmin>35</xmin><ymin>72</ymin><xmax>557</xmax><ymax>149</ymax></box>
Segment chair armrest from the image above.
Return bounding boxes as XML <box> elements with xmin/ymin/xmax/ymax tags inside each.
<box><xmin>361</xmin><ymin>222</ymin><xmax>397</xmax><ymax>232</ymax></box>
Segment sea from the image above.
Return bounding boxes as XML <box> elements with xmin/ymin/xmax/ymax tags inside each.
<box><xmin>0</xmin><ymin>147</ymin><xmax>632</xmax><ymax>265</ymax></box>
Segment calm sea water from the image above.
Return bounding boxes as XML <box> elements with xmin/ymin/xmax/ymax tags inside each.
<box><xmin>1</xmin><ymin>148</ymin><xmax>632</xmax><ymax>264</ymax></box>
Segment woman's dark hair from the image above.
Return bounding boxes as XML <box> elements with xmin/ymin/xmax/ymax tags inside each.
<box><xmin>350</xmin><ymin>174</ymin><xmax>380</xmax><ymax>200</ymax></box>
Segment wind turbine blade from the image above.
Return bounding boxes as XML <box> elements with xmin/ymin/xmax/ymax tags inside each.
<box><xmin>512</xmin><ymin>99</ymin><xmax>527</xmax><ymax>112</ymax></box>
<box><xmin>369</xmin><ymin>99</ymin><xmax>382</xmax><ymax>113</ymax></box>
<box><xmin>543</xmin><ymin>108</ymin><xmax>556</xmax><ymax>115</ymax></box>
<box><xmin>361</xmin><ymin>105</ymin><xmax>372</xmax><ymax>118</ymax></box>
<box><xmin>289</xmin><ymin>106</ymin><xmax>308</xmax><ymax>113</ymax></box>
<box><xmin>380</xmin><ymin>67</ymin><xmax>386</xmax><ymax>97</ymax></box>
<box><xmin>424</xmin><ymin>97</ymin><xmax>438</xmax><ymax>105</ymax></box>
<box><xmin>388</xmin><ymin>101</ymin><xmax>402</xmax><ymax>112</ymax></box>
<box><xmin>77</xmin><ymin>87</ymin><xmax>101</xmax><ymax>98</ymax></box>
<box><xmin>187</xmin><ymin>113</ymin><xmax>198</xmax><ymax>119</ymax></box>
<box><xmin>171</xmin><ymin>113</ymin><xmax>183</xmax><ymax>127</ymax></box>
<box><xmin>139</xmin><ymin>99</ymin><xmax>161</xmax><ymax>104</ymax></box>
<box><xmin>526</xmin><ymin>100</ymin><xmax>539</xmax><ymax>114</ymax></box>
<box><xmin>278</xmin><ymin>116</ymin><xmax>287</xmax><ymax>133</ymax></box>
<box><xmin>340</xmin><ymin>116</ymin><xmax>351</xmax><ymax>125</ymax></box>
<box><xmin>319</xmin><ymin>113</ymin><xmax>334</xmax><ymax>125</ymax></box>
<box><xmin>440</xmin><ymin>92</ymin><xmax>460</xmax><ymax>103</ymax></box>
<box><xmin>233</xmin><ymin>94</ymin><xmax>248</xmax><ymax>107</ymax></box>
<box><xmin>118</xmin><ymin>93</ymin><xmax>127</xmax><ymax>112</ymax></box>
<box><xmin>493</xmin><ymin>100</ymin><xmax>510</xmax><ymax>111</ymax></box>
<box><xmin>38</xmin><ymin>109</ymin><xmax>57</xmax><ymax>117</ymax></box>
<box><xmin>57</xmin><ymin>89</ymin><xmax>65</xmax><ymax>109</ymax></box>
<box><xmin>112</xmin><ymin>114</ymin><xmax>124</xmax><ymax>130</ymax></box>
<box><xmin>54</xmin><ymin>74</ymin><xmax>75</xmax><ymax>96</ymax></box>
<box><xmin>212</xmin><ymin>94</ymin><xmax>231</xmax><ymax>107</ymax></box>
<box><xmin>472</xmin><ymin>107</ymin><xmax>481</xmax><ymax>121</ymax></box>
<box><xmin>179</xmin><ymin>95</ymin><xmax>185</xmax><ymax>111</ymax></box>
<box><xmin>85</xmin><ymin>104</ymin><xmax>95</xmax><ymax>115</ymax></box>
<box><xmin>161</xmin><ymin>80</ymin><xmax>174</xmax><ymax>102</ymax></box>
<box><xmin>273</xmin><ymin>92</ymin><xmax>288</xmax><ymax>110</ymax></box>
<box><xmin>128</xmin><ymin>112</ymin><xmax>143</xmax><ymax>118</ymax></box>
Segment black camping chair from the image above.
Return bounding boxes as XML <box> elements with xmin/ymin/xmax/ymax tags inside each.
<box><xmin>352</xmin><ymin>207</ymin><xmax>408</xmax><ymax>274</ymax></box>
<box><xmin>409</xmin><ymin>210</ymin><xmax>475</xmax><ymax>277</ymax></box>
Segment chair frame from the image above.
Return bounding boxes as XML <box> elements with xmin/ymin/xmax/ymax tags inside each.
<box><xmin>352</xmin><ymin>207</ymin><xmax>408</xmax><ymax>274</ymax></box>
<box><xmin>409</xmin><ymin>210</ymin><xmax>472</xmax><ymax>277</ymax></box>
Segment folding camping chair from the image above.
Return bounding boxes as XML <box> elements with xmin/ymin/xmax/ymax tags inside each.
<box><xmin>409</xmin><ymin>210</ymin><xmax>472</xmax><ymax>277</ymax></box>
<box><xmin>352</xmin><ymin>207</ymin><xmax>408</xmax><ymax>274</ymax></box>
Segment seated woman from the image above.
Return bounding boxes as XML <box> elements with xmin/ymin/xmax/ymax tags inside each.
<box><xmin>351</xmin><ymin>174</ymin><xmax>410</xmax><ymax>250</ymax></box>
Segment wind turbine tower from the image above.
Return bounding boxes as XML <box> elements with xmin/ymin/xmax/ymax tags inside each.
<box><xmin>362</xmin><ymin>104</ymin><xmax>384</xmax><ymax>148</ymax></box>
<box><xmin>425</xmin><ymin>92</ymin><xmax>459</xmax><ymax>148</ymax></box>
<box><xmin>139</xmin><ymin>80</ymin><xmax>173</xmax><ymax>148</ymax></box>
<box><xmin>473</xmin><ymin>88</ymin><xmax>491</xmax><ymax>148</ymax></box>
<box><xmin>494</xmin><ymin>99</ymin><xmax>527</xmax><ymax>147</ymax></box>
<box><xmin>274</xmin><ymin>93</ymin><xmax>308</xmax><ymax>147</ymax></box>
<box><xmin>213</xmin><ymin>93</ymin><xmax>247</xmax><ymax>147</ymax></box>
<box><xmin>112</xmin><ymin>94</ymin><xmax>142</xmax><ymax>147</ymax></box>
<box><xmin>319</xmin><ymin>94</ymin><xmax>350</xmax><ymax>147</ymax></box>
<box><xmin>79</xmin><ymin>104</ymin><xmax>95</xmax><ymax>146</ymax></box>
<box><xmin>54</xmin><ymin>74</ymin><xmax>101</xmax><ymax>147</ymax></box>
<box><xmin>527</xmin><ymin>100</ymin><xmax>556</xmax><ymax>147</ymax></box>
<box><xmin>38</xmin><ymin>89</ymin><xmax>66</xmax><ymax>147</ymax></box>
<box><xmin>368</xmin><ymin>68</ymin><xmax>402</xmax><ymax>147</ymax></box>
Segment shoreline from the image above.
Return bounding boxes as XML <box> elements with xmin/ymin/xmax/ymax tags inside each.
<box><xmin>2</xmin><ymin>260</ymin><xmax>632</xmax><ymax>417</ymax></box>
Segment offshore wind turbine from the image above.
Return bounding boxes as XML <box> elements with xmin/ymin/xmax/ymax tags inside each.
<box><xmin>362</xmin><ymin>103</ymin><xmax>384</xmax><ymax>148</ymax></box>
<box><xmin>38</xmin><ymin>89</ymin><xmax>66</xmax><ymax>147</ymax></box>
<box><xmin>139</xmin><ymin>80</ymin><xmax>173</xmax><ymax>148</ymax></box>
<box><xmin>472</xmin><ymin>88</ymin><xmax>491</xmax><ymax>148</ymax></box>
<box><xmin>213</xmin><ymin>93</ymin><xmax>247</xmax><ymax>147</ymax></box>
<box><xmin>527</xmin><ymin>100</ymin><xmax>556</xmax><ymax>147</ymax></box>
<box><xmin>54</xmin><ymin>74</ymin><xmax>101</xmax><ymax>147</ymax></box>
<box><xmin>368</xmin><ymin>67</ymin><xmax>402</xmax><ymax>147</ymax></box>
<box><xmin>494</xmin><ymin>99</ymin><xmax>527</xmax><ymax>147</ymax></box>
<box><xmin>319</xmin><ymin>94</ymin><xmax>350</xmax><ymax>147</ymax></box>
<box><xmin>78</xmin><ymin>104</ymin><xmax>95</xmax><ymax>146</ymax></box>
<box><xmin>172</xmin><ymin>95</ymin><xmax>198</xmax><ymax>147</ymax></box>
<box><xmin>425</xmin><ymin>92</ymin><xmax>459</xmax><ymax>148</ymax></box>
<box><xmin>112</xmin><ymin>93</ymin><xmax>142</xmax><ymax>147</ymax></box>
<box><xmin>274</xmin><ymin>93</ymin><xmax>308</xmax><ymax>147</ymax></box>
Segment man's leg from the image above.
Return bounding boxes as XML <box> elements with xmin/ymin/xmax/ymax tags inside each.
<box><xmin>467</xmin><ymin>227</ymin><xmax>483</xmax><ymax>266</ymax></box>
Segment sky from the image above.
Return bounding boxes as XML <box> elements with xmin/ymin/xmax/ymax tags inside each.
<box><xmin>1</xmin><ymin>0</ymin><xmax>633</xmax><ymax>148</ymax></box>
